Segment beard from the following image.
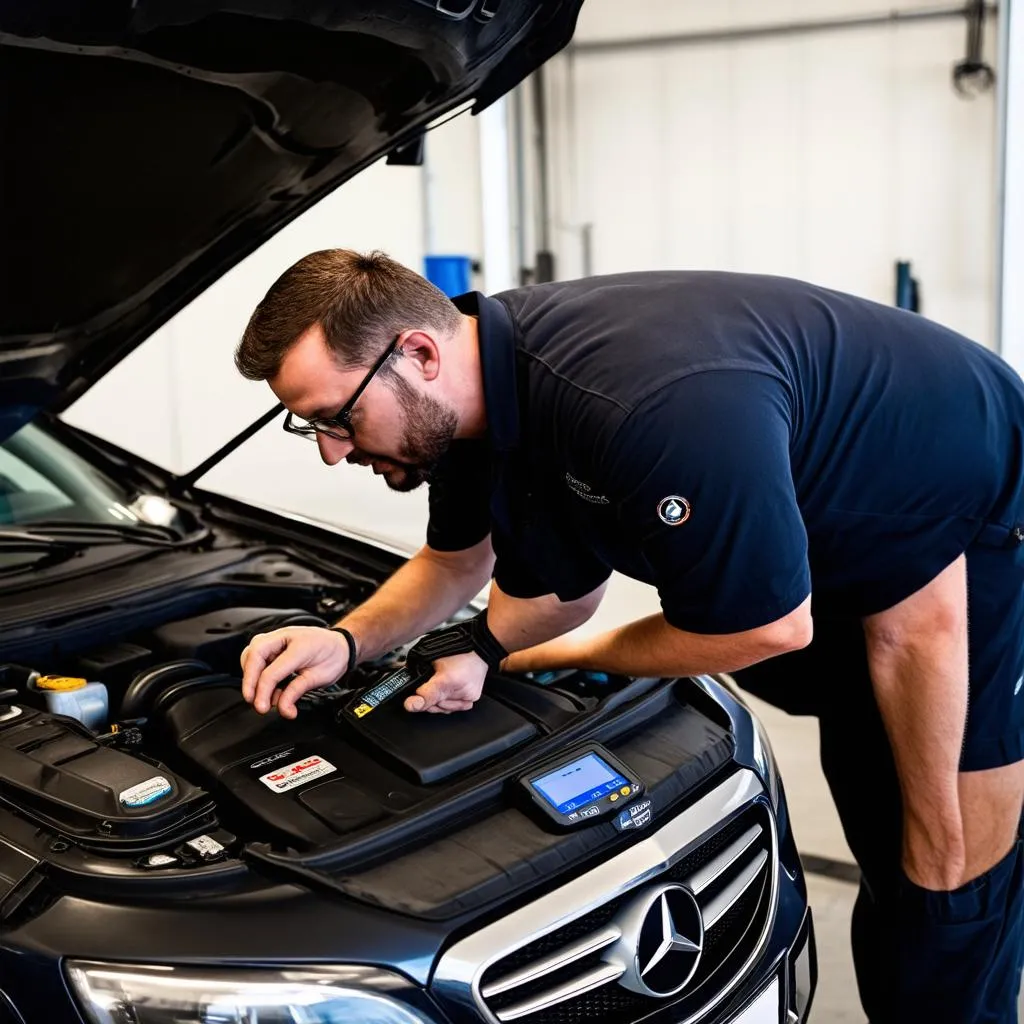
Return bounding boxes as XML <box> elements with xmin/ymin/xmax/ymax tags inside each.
<box><xmin>371</xmin><ymin>378</ymin><xmax>458</xmax><ymax>493</ymax></box>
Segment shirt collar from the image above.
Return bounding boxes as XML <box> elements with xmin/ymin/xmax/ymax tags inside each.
<box><xmin>453</xmin><ymin>291</ymin><xmax>520</xmax><ymax>452</ymax></box>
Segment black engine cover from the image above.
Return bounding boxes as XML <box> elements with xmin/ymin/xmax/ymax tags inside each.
<box><xmin>0</xmin><ymin>706</ymin><xmax>215</xmax><ymax>852</ymax></box>
<box><xmin>149</xmin><ymin>607</ymin><xmax>325</xmax><ymax>673</ymax></box>
<box><xmin>156</xmin><ymin>674</ymin><xmax>538</xmax><ymax>850</ymax></box>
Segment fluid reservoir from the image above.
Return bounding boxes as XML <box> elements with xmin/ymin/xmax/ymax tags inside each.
<box><xmin>30</xmin><ymin>675</ymin><xmax>108</xmax><ymax>731</ymax></box>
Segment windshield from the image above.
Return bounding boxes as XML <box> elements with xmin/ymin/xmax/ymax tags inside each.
<box><xmin>0</xmin><ymin>423</ymin><xmax>181</xmax><ymax>531</ymax></box>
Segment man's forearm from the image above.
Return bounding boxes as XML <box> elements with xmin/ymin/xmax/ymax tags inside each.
<box><xmin>485</xmin><ymin>582</ymin><xmax>606</xmax><ymax>654</ymax></box>
<box><xmin>867</xmin><ymin>637</ymin><xmax>967</xmax><ymax>885</ymax></box>
<box><xmin>335</xmin><ymin>538</ymin><xmax>494</xmax><ymax>662</ymax></box>
<box><xmin>503</xmin><ymin>601</ymin><xmax>812</xmax><ymax>677</ymax></box>
<box><xmin>863</xmin><ymin>556</ymin><xmax>969</xmax><ymax>889</ymax></box>
<box><xmin>864</xmin><ymin>634</ymin><xmax>966</xmax><ymax>884</ymax></box>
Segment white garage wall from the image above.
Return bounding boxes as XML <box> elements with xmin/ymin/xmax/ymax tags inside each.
<box><xmin>547</xmin><ymin>0</ymin><xmax>999</xmax><ymax>347</ymax></box>
<box><xmin>64</xmin><ymin>116</ymin><xmax>487</xmax><ymax>552</ymax></box>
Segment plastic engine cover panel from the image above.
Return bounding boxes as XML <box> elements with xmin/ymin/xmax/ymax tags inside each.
<box><xmin>158</xmin><ymin>676</ymin><xmax>538</xmax><ymax>849</ymax></box>
<box><xmin>149</xmin><ymin>607</ymin><xmax>324</xmax><ymax>673</ymax></box>
<box><xmin>0</xmin><ymin>706</ymin><xmax>214</xmax><ymax>851</ymax></box>
<box><xmin>353</xmin><ymin>690</ymin><xmax>536</xmax><ymax>784</ymax></box>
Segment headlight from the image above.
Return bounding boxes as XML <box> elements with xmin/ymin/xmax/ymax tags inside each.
<box><xmin>750</xmin><ymin>712</ymin><xmax>781</xmax><ymax>810</ymax></box>
<box><xmin>66</xmin><ymin>961</ymin><xmax>439</xmax><ymax>1024</ymax></box>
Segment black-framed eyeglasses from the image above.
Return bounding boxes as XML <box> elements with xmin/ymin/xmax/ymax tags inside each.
<box><xmin>283</xmin><ymin>334</ymin><xmax>401</xmax><ymax>443</ymax></box>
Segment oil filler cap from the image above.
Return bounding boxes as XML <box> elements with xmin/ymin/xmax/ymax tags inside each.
<box><xmin>35</xmin><ymin>675</ymin><xmax>87</xmax><ymax>692</ymax></box>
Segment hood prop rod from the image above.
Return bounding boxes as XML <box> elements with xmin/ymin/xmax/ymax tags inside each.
<box><xmin>170</xmin><ymin>403</ymin><xmax>283</xmax><ymax>497</ymax></box>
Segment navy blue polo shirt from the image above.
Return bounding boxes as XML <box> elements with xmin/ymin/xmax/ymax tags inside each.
<box><xmin>426</xmin><ymin>272</ymin><xmax>1024</xmax><ymax>634</ymax></box>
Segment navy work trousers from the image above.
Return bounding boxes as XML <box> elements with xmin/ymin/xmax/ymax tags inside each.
<box><xmin>735</xmin><ymin>549</ymin><xmax>1024</xmax><ymax>1023</ymax></box>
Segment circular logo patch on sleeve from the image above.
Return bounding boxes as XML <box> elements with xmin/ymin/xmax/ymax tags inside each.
<box><xmin>657</xmin><ymin>495</ymin><xmax>691</xmax><ymax>526</ymax></box>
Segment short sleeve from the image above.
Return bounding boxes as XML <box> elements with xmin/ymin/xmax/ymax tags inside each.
<box><xmin>426</xmin><ymin>440</ymin><xmax>492</xmax><ymax>551</ymax></box>
<box><xmin>603</xmin><ymin>371</ymin><xmax>810</xmax><ymax>634</ymax></box>
<box><xmin>492</xmin><ymin>516</ymin><xmax>612</xmax><ymax>602</ymax></box>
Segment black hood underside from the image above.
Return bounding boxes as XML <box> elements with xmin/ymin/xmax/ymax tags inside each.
<box><xmin>0</xmin><ymin>0</ymin><xmax>581</xmax><ymax>431</ymax></box>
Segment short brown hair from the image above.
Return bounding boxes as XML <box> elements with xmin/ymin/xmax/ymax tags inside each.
<box><xmin>234</xmin><ymin>249</ymin><xmax>462</xmax><ymax>381</ymax></box>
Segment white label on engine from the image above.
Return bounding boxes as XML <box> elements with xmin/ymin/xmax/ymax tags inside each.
<box><xmin>119</xmin><ymin>776</ymin><xmax>172</xmax><ymax>808</ymax></box>
<box><xmin>259</xmin><ymin>755</ymin><xmax>336</xmax><ymax>793</ymax></box>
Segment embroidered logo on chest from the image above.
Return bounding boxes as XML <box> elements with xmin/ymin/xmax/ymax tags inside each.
<box><xmin>565</xmin><ymin>471</ymin><xmax>610</xmax><ymax>504</ymax></box>
<box><xmin>657</xmin><ymin>495</ymin><xmax>692</xmax><ymax>526</ymax></box>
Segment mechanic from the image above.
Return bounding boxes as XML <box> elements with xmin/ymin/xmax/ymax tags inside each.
<box><xmin>235</xmin><ymin>249</ymin><xmax>1023</xmax><ymax>1024</ymax></box>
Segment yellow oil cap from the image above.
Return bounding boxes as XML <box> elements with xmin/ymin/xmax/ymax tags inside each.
<box><xmin>35</xmin><ymin>675</ymin><xmax>88</xmax><ymax>692</ymax></box>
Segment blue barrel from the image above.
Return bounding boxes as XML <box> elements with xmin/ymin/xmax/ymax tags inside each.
<box><xmin>424</xmin><ymin>254</ymin><xmax>472</xmax><ymax>297</ymax></box>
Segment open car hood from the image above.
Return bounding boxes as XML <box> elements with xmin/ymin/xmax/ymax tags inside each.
<box><xmin>0</xmin><ymin>0</ymin><xmax>581</xmax><ymax>436</ymax></box>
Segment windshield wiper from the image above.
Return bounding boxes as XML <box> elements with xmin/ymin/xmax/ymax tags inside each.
<box><xmin>0</xmin><ymin>532</ymin><xmax>87</xmax><ymax>552</ymax></box>
<box><xmin>0</xmin><ymin>523</ymin><xmax>211</xmax><ymax>582</ymax></box>
<box><xmin>0</xmin><ymin>537</ymin><xmax>88</xmax><ymax>579</ymax></box>
<box><xmin>0</xmin><ymin>522</ymin><xmax>193</xmax><ymax>548</ymax></box>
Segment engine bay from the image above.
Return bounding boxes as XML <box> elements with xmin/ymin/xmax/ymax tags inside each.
<box><xmin>0</xmin><ymin>546</ymin><xmax>650</xmax><ymax>869</ymax></box>
<box><xmin>0</xmin><ymin>541</ymin><xmax>736</xmax><ymax>925</ymax></box>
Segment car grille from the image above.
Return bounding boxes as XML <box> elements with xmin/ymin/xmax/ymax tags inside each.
<box><xmin>433</xmin><ymin>769</ymin><xmax>777</xmax><ymax>1024</ymax></box>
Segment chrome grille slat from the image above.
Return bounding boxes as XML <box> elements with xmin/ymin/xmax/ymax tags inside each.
<box><xmin>495</xmin><ymin>961</ymin><xmax>626</xmax><ymax>1022</ymax></box>
<box><xmin>685</xmin><ymin>823</ymin><xmax>762</xmax><ymax>894</ymax></box>
<box><xmin>481</xmin><ymin>924</ymin><xmax>622</xmax><ymax>998</ymax></box>
<box><xmin>700</xmin><ymin>848</ymin><xmax>769</xmax><ymax>929</ymax></box>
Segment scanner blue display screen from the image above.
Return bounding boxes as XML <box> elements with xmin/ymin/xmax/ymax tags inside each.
<box><xmin>530</xmin><ymin>752</ymin><xmax>628</xmax><ymax>815</ymax></box>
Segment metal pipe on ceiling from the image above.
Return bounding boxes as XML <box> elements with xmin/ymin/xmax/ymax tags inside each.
<box><xmin>567</xmin><ymin>3</ymin><xmax>998</xmax><ymax>56</ymax></box>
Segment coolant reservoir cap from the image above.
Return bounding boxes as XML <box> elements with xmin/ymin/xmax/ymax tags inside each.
<box><xmin>35</xmin><ymin>675</ymin><xmax>88</xmax><ymax>692</ymax></box>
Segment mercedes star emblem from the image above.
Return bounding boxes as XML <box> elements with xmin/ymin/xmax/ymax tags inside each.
<box><xmin>606</xmin><ymin>883</ymin><xmax>704</xmax><ymax>997</ymax></box>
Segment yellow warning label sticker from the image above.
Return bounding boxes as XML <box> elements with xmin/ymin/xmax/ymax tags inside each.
<box><xmin>353</xmin><ymin>703</ymin><xmax>374</xmax><ymax>718</ymax></box>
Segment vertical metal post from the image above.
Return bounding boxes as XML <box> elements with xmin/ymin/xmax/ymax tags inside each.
<box><xmin>511</xmin><ymin>86</ymin><xmax>531</xmax><ymax>285</ymax></box>
<box><xmin>997</xmin><ymin>0</ymin><xmax>1022</xmax><ymax>366</ymax></box>
<box><xmin>532</xmin><ymin>66</ymin><xmax>556</xmax><ymax>282</ymax></box>
<box><xmin>478</xmin><ymin>97</ymin><xmax>515</xmax><ymax>294</ymax></box>
<box><xmin>581</xmin><ymin>223</ymin><xmax>594</xmax><ymax>277</ymax></box>
<box><xmin>420</xmin><ymin>139</ymin><xmax>437</xmax><ymax>258</ymax></box>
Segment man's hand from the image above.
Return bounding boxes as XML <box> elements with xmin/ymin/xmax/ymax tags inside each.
<box><xmin>241</xmin><ymin>626</ymin><xmax>352</xmax><ymax>720</ymax></box>
<box><xmin>404</xmin><ymin>651</ymin><xmax>487</xmax><ymax>713</ymax></box>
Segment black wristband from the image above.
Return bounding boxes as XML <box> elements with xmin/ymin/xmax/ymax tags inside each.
<box><xmin>329</xmin><ymin>626</ymin><xmax>358</xmax><ymax>682</ymax></box>
<box><xmin>469</xmin><ymin>609</ymin><xmax>508</xmax><ymax>669</ymax></box>
<box><xmin>404</xmin><ymin>609</ymin><xmax>508</xmax><ymax>672</ymax></box>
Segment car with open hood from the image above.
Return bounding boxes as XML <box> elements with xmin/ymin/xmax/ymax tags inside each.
<box><xmin>0</xmin><ymin>2</ymin><xmax>816</xmax><ymax>1022</ymax></box>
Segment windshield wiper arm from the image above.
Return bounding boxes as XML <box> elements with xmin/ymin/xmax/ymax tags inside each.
<box><xmin>0</xmin><ymin>532</ymin><xmax>87</xmax><ymax>552</ymax></box>
<box><xmin>0</xmin><ymin>523</ymin><xmax>180</xmax><ymax>548</ymax></box>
